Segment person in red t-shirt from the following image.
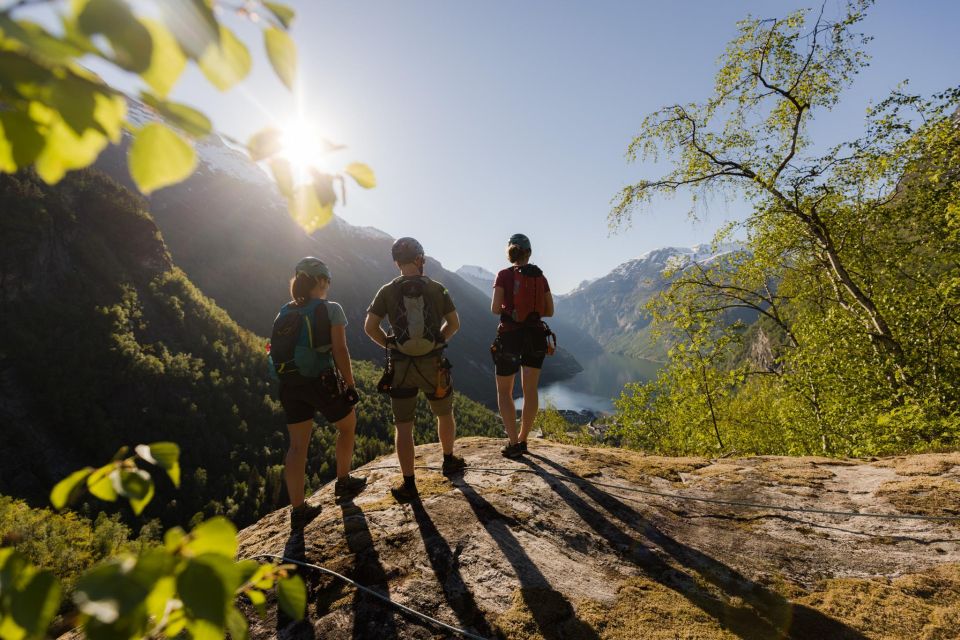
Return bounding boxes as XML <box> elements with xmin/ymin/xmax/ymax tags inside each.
<box><xmin>490</xmin><ymin>233</ymin><xmax>555</xmax><ymax>459</ymax></box>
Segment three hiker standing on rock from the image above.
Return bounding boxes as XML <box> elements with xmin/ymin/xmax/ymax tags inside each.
<box><xmin>270</xmin><ymin>233</ymin><xmax>553</xmax><ymax>525</ymax></box>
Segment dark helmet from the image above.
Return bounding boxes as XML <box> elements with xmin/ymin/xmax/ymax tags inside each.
<box><xmin>508</xmin><ymin>233</ymin><xmax>531</xmax><ymax>250</ymax></box>
<box><xmin>391</xmin><ymin>237</ymin><xmax>424</xmax><ymax>263</ymax></box>
<box><xmin>294</xmin><ymin>256</ymin><xmax>331</xmax><ymax>280</ymax></box>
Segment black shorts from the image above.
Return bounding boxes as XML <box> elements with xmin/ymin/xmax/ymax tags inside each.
<box><xmin>492</xmin><ymin>326</ymin><xmax>548</xmax><ymax>376</ymax></box>
<box><xmin>278</xmin><ymin>371</ymin><xmax>352</xmax><ymax>424</ymax></box>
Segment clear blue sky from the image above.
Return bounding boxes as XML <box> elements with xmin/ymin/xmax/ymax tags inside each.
<box><xmin>59</xmin><ymin>1</ymin><xmax>960</xmax><ymax>292</ymax></box>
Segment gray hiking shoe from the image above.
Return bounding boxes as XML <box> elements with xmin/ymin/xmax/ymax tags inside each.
<box><xmin>290</xmin><ymin>501</ymin><xmax>322</xmax><ymax>529</ymax></box>
<box><xmin>334</xmin><ymin>475</ymin><xmax>367</xmax><ymax>503</ymax></box>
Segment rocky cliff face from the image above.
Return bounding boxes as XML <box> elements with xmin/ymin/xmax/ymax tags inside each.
<box><xmin>236</xmin><ymin>438</ymin><xmax>960</xmax><ymax>639</ymax></box>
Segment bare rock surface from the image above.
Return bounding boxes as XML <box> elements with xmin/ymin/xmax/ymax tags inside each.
<box><xmin>236</xmin><ymin>438</ymin><xmax>960</xmax><ymax>639</ymax></box>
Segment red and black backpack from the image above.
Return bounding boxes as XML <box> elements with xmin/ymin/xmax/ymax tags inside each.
<box><xmin>510</xmin><ymin>264</ymin><xmax>548</xmax><ymax>325</ymax></box>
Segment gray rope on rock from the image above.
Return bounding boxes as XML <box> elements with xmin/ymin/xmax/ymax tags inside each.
<box><xmin>249</xmin><ymin>553</ymin><xmax>492</xmax><ymax>640</ymax></box>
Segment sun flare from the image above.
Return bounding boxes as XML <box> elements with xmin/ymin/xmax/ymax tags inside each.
<box><xmin>277</xmin><ymin>117</ymin><xmax>338</xmax><ymax>182</ymax></box>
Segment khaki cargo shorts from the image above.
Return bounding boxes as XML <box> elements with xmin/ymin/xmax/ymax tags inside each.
<box><xmin>389</xmin><ymin>354</ymin><xmax>454</xmax><ymax>423</ymax></box>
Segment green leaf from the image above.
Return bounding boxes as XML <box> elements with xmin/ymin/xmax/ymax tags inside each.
<box><xmin>246</xmin><ymin>588</ymin><xmax>267</xmax><ymax>618</ymax></box>
<box><xmin>159</xmin><ymin>0</ymin><xmax>219</xmax><ymax>60</ymax></box>
<box><xmin>177</xmin><ymin>559</ymin><xmax>228</xmax><ymax>627</ymax></box>
<box><xmin>140</xmin><ymin>18</ymin><xmax>187</xmax><ymax>97</ymax></box>
<box><xmin>29</xmin><ymin>101</ymin><xmax>109</xmax><ymax>184</ymax></box>
<box><xmin>86</xmin><ymin>464</ymin><xmax>119</xmax><ymax>502</ymax></box>
<box><xmin>120</xmin><ymin>469</ymin><xmax>155</xmax><ymax>515</ymax></box>
<box><xmin>247</xmin><ymin>127</ymin><xmax>282</xmax><ymax>161</ymax></box>
<box><xmin>50</xmin><ymin>467</ymin><xmax>93</xmax><ymax>510</ymax></box>
<box><xmin>11</xmin><ymin>570</ymin><xmax>60</xmax><ymax>637</ymax></box>
<box><xmin>0</xmin><ymin>111</ymin><xmax>45</xmax><ymax>172</ymax></box>
<box><xmin>268</xmin><ymin>157</ymin><xmax>294</xmax><ymax>197</ymax></box>
<box><xmin>277</xmin><ymin>574</ymin><xmax>306</xmax><ymax>620</ymax></box>
<box><xmin>225</xmin><ymin>606</ymin><xmax>248</xmax><ymax>640</ymax></box>
<box><xmin>310</xmin><ymin>170</ymin><xmax>337</xmax><ymax>206</ymax></box>
<box><xmin>184</xmin><ymin>517</ymin><xmax>237</xmax><ymax>558</ymax></box>
<box><xmin>0</xmin><ymin>548</ymin><xmax>27</xmax><ymax>593</ymax></box>
<box><xmin>344</xmin><ymin>162</ymin><xmax>376</xmax><ymax>189</ymax></box>
<box><xmin>289</xmin><ymin>184</ymin><xmax>333</xmax><ymax>234</ymax></box>
<box><xmin>198</xmin><ymin>25</ymin><xmax>251</xmax><ymax>91</ymax></box>
<box><xmin>164</xmin><ymin>527</ymin><xmax>186</xmax><ymax>553</ymax></box>
<box><xmin>263</xmin><ymin>2</ymin><xmax>296</xmax><ymax>29</ymax></box>
<box><xmin>0</xmin><ymin>17</ymin><xmax>88</xmax><ymax>62</ymax></box>
<box><xmin>76</xmin><ymin>0</ymin><xmax>152</xmax><ymax>73</ymax></box>
<box><xmin>136</xmin><ymin>442</ymin><xmax>182</xmax><ymax>487</ymax></box>
<box><xmin>144</xmin><ymin>575</ymin><xmax>177</xmax><ymax>621</ymax></box>
<box><xmin>73</xmin><ymin>560</ymin><xmax>150</xmax><ymax>623</ymax></box>
<box><xmin>140</xmin><ymin>93</ymin><xmax>211</xmax><ymax>139</ymax></box>
<box><xmin>264</xmin><ymin>27</ymin><xmax>296</xmax><ymax>91</ymax></box>
<box><xmin>129</xmin><ymin>122</ymin><xmax>197</xmax><ymax>194</ymax></box>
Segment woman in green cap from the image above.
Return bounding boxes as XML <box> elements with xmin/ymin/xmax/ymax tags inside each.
<box><xmin>490</xmin><ymin>234</ymin><xmax>555</xmax><ymax>458</ymax></box>
<box><xmin>269</xmin><ymin>257</ymin><xmax>366</xmax><ymax>529</ymax></box>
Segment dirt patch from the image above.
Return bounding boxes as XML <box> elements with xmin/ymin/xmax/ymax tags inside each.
<box><xmin>494</xmin><ymin>588</ymin><xmax>605</xmax><ymax>640</ymax></box>
<box><xmin>688</xmin><ymin>463</ymin><xmax>747</xmax><ymax>484</ymax></box>
<box><xmin>876</xmin><ymin>478</ymin><xmax>960</xmax><ymax>516</ymax></box>
<box><xmin>572</xmin><ymin>448</ymin><xmax>710</xmax><ymax>484</ymax></box>
<box><xmin>872</xmin><ymin>454</ymin><xmax>960</xmax><ymax>477</ymax></box>
<box><xmin>797</xmin><ymin>564</ymin><xmax>960</xmax><ymax>640</ymax></box>
<box><xmin>754</xmin><ymin>459</ymin><xmax>836</xmax><ymax>487</ymax></box>
<box><xmin>358</xmin><ymin>472</ymin><xmax>452</xmax><ymax>513</ymax></box>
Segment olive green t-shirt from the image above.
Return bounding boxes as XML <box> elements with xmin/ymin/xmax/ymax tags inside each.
<box><xmin>367</xmin><ymin>276</ymin><xmax>456</xmax><ymax>334</ymax></box>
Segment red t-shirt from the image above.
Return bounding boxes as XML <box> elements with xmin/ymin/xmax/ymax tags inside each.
<box><xmin>494</xmin><ymin>265</ymin><xmax>550</xmax><ymax>319</ymax></box>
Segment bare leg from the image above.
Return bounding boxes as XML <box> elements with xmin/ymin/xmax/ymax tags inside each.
<box><xmin>437</xmin><ymin>412</ymin><xmax>456</xmax><ymax>455</ymax></box>
<box><xmin>496</xmin><ymin>374</ymin><xmax>519</xmax><ymax>443</ymax></box>
<box><xmin>333</xmin><ymin>409</ymin><xmax>356</xmax><ymax>479</ymax></box>
<box><xmin>284</xmin><ymin>419</ymin><xmax>313</xmax><ymax>507</ymax></box>
<box><xmin>395</xmin><ymin>421</ymin><xmax>416</xmax><ymax>477</ymax></box>
<box><xmin>519</xmin><ymin>366</ymin><xmax>542</xmax><ymax>442</ymax></box>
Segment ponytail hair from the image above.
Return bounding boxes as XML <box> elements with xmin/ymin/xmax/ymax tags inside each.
<box><xmin>290</xmin><ymin>272</ymin><xmax>327</xmax><ymax>306</ymax></box>
<box><xmin>507</xmin><ymin>245</ymin><xmax>532</xmax><ymax>265</ymax></box>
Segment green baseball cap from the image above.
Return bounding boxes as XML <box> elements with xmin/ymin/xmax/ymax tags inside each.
<box><xmin>508</xmin><ymin>233</ymin><xmax>531</xmax><ymax>250</ymax></box>
<box><xmin>294</xmin><ymin>257</ymin><xmax>331</xmax><ymax>280</ymax></box>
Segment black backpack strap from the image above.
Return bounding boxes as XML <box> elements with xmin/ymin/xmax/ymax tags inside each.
<box><xmin>312</xmin><ymin>300</ymin><xmax>332</xmax><ymax>348</ymax></box>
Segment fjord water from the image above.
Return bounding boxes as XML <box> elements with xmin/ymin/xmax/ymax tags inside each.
<box><xmin>519</xmin><ymin>351</ymin><xmax>661</xmax><ymax>413</ymax></box>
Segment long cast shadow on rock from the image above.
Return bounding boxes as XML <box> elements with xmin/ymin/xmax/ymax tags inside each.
<box><xmin>273</xmin><ymin>530</ymin><xmax>317</xmax><ymax>639</ymax></box>
<box><xmin>340</xmin><ymin>500</ymin><xmax>399</xmax><ymax>640</ymax></box>
<box><xmin>455</xmin><ymin>477</ymin><xmax>601</xmax><ymax>640</ymax></box>
<box><xmin>524</xmin><ymin>453</ymin><xmax>869</xmax><ymax>640</ymax></box>
<box><xmin>410</xmin><ymin>499</ymin><xmax>497</xmax><ymax>638</ymax></box>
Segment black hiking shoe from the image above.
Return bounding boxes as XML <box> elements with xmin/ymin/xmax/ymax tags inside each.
<box><xmin>518</xmin><ymin>440</ymin><xmax>528</xmax><ymax>454</ymax></box>
<box><xmin>442</xmin><ymin>454</ymin><xmax>467</xmax><ymax>476</ymax></box>
<box><xmin>334</xmin><ymin>475</ymin><xmax>367</xmax><ymax>503</ymax></box>
<box><xmin>501</xmin><ymin>442</ymin><xmax>523</xmax><ymax>459</ymax></box>
<box><xmin>390</xmin><ymin>481</ymin><xmax>420</xmax><ymax>503</ymax></box>
<box><xmin>290</xmin><ymin>501</ymin><xmax>323</xmax><ymax>529</ymax></box>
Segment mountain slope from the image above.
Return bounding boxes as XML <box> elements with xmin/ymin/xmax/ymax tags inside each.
<box><xmin>555</xmin><ymin>245</ymin><xmax>743</xmax><ymax>360</ymax></box>
<box><xmin>237</xmin><ymin>438</ymin><xmax>960</xmax><ymax>639</ymax></box>
<box><xmin>456</xmin><ymin>265</ymin><xmax>496</xmax><ymax>293</ymax></box>
<box><xmin>0</xmin><ymin>169</ymin><xmax>502</xmax><ymax>528</ymax></box>
<box><xmin>93</xmin><ymin>113</ymin><xmax>583</xmax><ymax>403</ymax></box>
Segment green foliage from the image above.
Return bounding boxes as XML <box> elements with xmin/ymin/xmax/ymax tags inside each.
<box><xmin>536</xmin><ymin>406</ymin><xmax>595</xmax><ymax>447</ymax></box>
<box><xmin>611</xmin><ymin>1</ymin><xmax>960</xmax><ymax>457</ymax></box>
<box><xmin>0</xmin><ymin>0</ymin><xmax>369</xmax><ymax>233</ymax></box>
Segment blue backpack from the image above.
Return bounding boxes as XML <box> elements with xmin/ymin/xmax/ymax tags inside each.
<box><xmin>268</xmin><ymin>299</ymin><xmax>333</xmax><ymax>381</ymax></box>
